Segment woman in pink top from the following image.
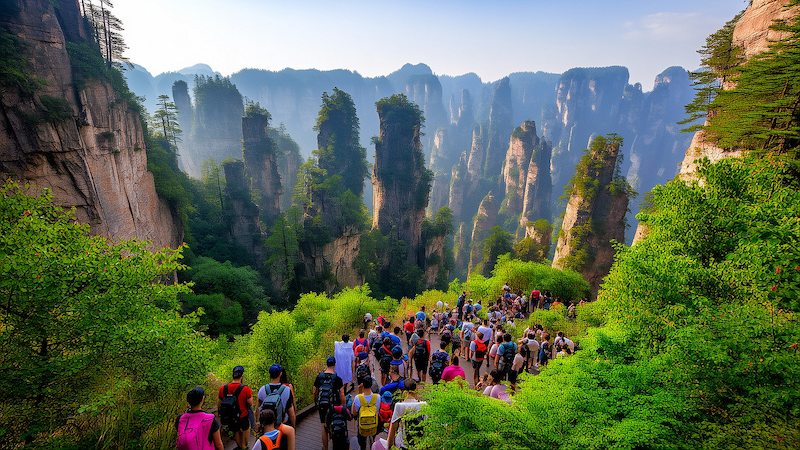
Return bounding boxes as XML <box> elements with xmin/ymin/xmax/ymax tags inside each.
<box><xmin>441</xmin><ymin>355</ymin><xmax>466</xmax><ymax>382</ymax></box>
<box><xmin>482</xmin><ymin>370</ymin><xmax>510</xmax><ymax>402</ymax></box>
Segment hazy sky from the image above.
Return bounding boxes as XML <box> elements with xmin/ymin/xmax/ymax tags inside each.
<box><xmin>115</xmin><ymin>0</ymin><xmax>747</xmax><ymax>89</ymax></box>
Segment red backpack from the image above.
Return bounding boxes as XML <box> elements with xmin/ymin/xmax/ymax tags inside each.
<box><xmin>378</xmin><ymin>401</ymin><xmax>393</xmax><ymax>423</ymax></box>
<box><xmin>176</xmin><ymin>412</ymin><xmax>215</xmax><ymax>450</ymax></box>
<box><xmin>474</xmin><ymin>340</ymin><xmax>487</xmax><ymax>360</ymax></box>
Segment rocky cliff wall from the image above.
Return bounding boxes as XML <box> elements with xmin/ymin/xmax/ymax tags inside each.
<box><xmin>223</xmin><ymin>160</ymin><xmax>265</xmax><ymax>266</ymax></box>
<box><xmin>242</xmin><ymin>113</ymin><xmax>282</xmax><ymax>224</ymax></box>
<box><xmin>553</xmin><ymin>139</ymin><xmax>628</xmax><ymax>299</ymax></box>
<box><xmin>0</xmin><ymin>0</ymin><xmax>181</xmax><ymax>249</ymax></box>
<box><xmin>372</xmin><ymin>98</ymin><xmax>429</xmax><ymax>265</ymax></box>
<box><xmin>299</xmin><ymin>225</ymin><xmax>364</xmax><ymax>291</ymax></box>
<box><xmin>468</xmin><ymin>192</ymin><xmax>498</xmax><ymax>277</ymax></box>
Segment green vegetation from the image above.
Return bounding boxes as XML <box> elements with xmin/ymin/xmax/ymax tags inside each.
<box><xmin>0</xmin><ymin>25</ymin><xmax>44</xmax><ymax>93</ymax></box>
<box><xmin>413</xmin><ymin>155</ymin><xmax>800</xmax><ymax>450</ymax></box>
<box><xmin>686</xmin><ymin>2</ymin><xmax>800</xmax><ymax>163</ymax></box>
<box><xmin>513</xmin><ymin>219</ymin><xmax>552</xmax><ymax>263</ymax></box>
<box><xmin>151</xmin><ymin>94</ymin><xmax>182</xmax><ymax>151</ymax></box>
<box><xmin>0</xmin><ymin>180</ymin><xmax>209</xmax><ymax>450</ymax></box>
<box><xmin>314</xmin><ymin>87</ymin><xmax>369</xmax><ymax>197</ymax></box>
<box><xmin>191</xmin><ymin>75</ymin><xmax>243</xmax><ymax>141</ymax></box>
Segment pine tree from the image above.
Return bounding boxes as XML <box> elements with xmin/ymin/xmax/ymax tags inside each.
<box><xmin>151</xmin><ymin>95</ymin><xmax>182</xmax><ymax>152</ymax></box>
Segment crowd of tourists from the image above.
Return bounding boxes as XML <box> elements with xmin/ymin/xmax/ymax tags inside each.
<box><xmin>176</xmin><ymin>285</ymin><xmax>580</xmax><ymax>450</ymax></box>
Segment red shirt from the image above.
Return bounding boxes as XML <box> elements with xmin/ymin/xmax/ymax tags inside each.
<box><xmin>404</xmin><ymin>322</ymin><xmax>415</xmax><ymax>333</ymax></box>
<box><xmin>218</xmin><ymin>382</ymin><xmax>252</xmax><ymax>418</ymax></box>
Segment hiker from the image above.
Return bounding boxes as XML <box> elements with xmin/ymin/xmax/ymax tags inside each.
<box><xmin>429</xmin><ymin>309</ymin><xmax>440</xmax><ymax>335</ymax></box>
<box><xmin>520</xmin><ymin>332</ymin><xmax>540</xmax><ymax>371</ymax></box>
<box><xmin>176</xmin><ymin>387</ymin><xmax>223</xmax><ymax>450</ymax></box>
<box><xmin>461</xmin><ymin>318</ymin><xmax>475</xmax><ymax>361</ymax></box>
<box><xmin>352</xmin><ymin>377</ymin><xmax>381</xmax><ymax>450</ymax></box>
<box><xmin>371</xmin><ymin>379</ymin><xmax>426</xmax><ymax>450</ymax></box>
<box><xmin>509</xmin><ymin>343</ymin><xmax>526</xmax><ymax>390</ymax></box>
<box><xmin>378</xmin><ymin>336</ymin><xmax>394</xmax><ymax>385</ymax></box>
<box><xmin>326</xmin><ymin>403</ymin><xmax>352</xmax><ymax>450</ymax></box>
<box><xmin>334</xmin><ymin>334</ymin><xmax>355</xmax><ymax>393</ymax></box>
<box><xmin>470</xmin><ymin>331</ymin><xmax>488</xmax><ymax>387</ymax></box>
<box><xmin>404</xmin><ymin>317</ymin><xmax>415</xmax><ymax>347</ymax></box>
<box><xmin>496</xmin><ymin>333</ymin><xmax>518</xmax><ymax>381</ymax></box>
<box><xmin>257</xmin><ymin>364</ymin><xmax>296</xmax><ymax>428</ymax></box>
<box><xmin>354</xmin><ymin>329</ymin><xmax>369</xmax><ymax>359</ymax></box>
<box><xmin>482</xmin><ymin>370</ymin><xmax>511</xmax><ymax>402</ymax></box>
<box><xmin>354</xmin><ymin>344</ymin><xmax>373</xmax><ymax>388</ymax></box>
<box><xmin>379</xmin><ymin>365</ymin><xmax>407</xmax><ymax>396</ymax></box>
<box><xmin>254</xmin><ymin>409</ymin><xmax>296</xmax><ymax>450</ymax></box>
<box><xmin>457</xmin><ymin>291</ymin><xmax>466</xmax><ymax>321</ymax></box>
<box><xmin>217</xmin><ymin>365</ymin><xmax>253</xmax><ymax>450</ymax></box>
<box><xmin>488</xmin><ymin>335</ymin><xmax>502</xmax><ymax>371</ymax></box>
<box><xmin>441</xmin><ymin>355</ymin><xmax>466</xmax><ymax>383</ymax></box>
<box><xmin>429</xmin><ymin>341</ymin><xmax>450</xmax><ymax>384</ymax></box>
<box><xmin>389</xmin><ymin>346</ymin><xmax>408</xmax><ymax>377</ymax></box>
<box><xmin>364</xmin><ymin>312</ymin><xmax>373</xmax><ymax>330</ymax></box>
<box><xmin>409</xmin><ymin>329</ymin><xmax>430</xmax><ymax>383</ymax></box>
<box><xmin>314</xmin><ymin>357</ymin><xmax>346</xmax><ymax>450</ymax></box>
<box><xmin>415</xmin><ymin>305</ymin><xmax>427</xmax><ymax>324</ymax></box>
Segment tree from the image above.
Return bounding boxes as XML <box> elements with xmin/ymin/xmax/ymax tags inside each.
<box><xmin>698</xmin><ymin>1</ymin><xmax>800</xmax><ymax>160</ymax></box>
<box><xmin>265</xmin><ymin>213</ymin><xmax>301</xmax><ymax>306</ymax></box>
<box><xmin>151</xmin><ymin>94</ymin><xmax>182</xmax><ymax>152</ymax></box>
<box><xmin>0</xmin><ymin>180</ymin><xmax>209</xmax><ymax>447</ymax></box>
<box><xmin>482</xmin><ymin>226</ymin><xmax>513</xmax><ymax>277</ymax></box>
<box><xmin>313</xmin><ymin>88</ymin><xmax>369</xmax><ymax>197</ymax></box>
<box><xmin>80</xmin><ymin>0</ymin><xmax>131</xmax><ymax>70</ymax></box>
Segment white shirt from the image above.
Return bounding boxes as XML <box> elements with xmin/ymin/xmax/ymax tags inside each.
<box><xmin>477</xmin><ymin>325</ymin><xmax>493</xmax><ymax>345</ymax></box>
<box><xmin>391</xmin><ymin>399</ymin><xmax>427</xmax><ymax>449</ymax></box>
<box><xmin>352</xmin><ymin>392</ymin><xmax>381</xmax><ymax>414</ymax></box>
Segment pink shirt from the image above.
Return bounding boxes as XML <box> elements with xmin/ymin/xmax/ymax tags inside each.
<box><xmin>441</xmin><ymin>365</ymin><xmax>466</xmax><ymax>382</ymax></box>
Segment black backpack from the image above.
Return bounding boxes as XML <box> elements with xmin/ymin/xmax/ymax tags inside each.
<box><xmin>317</xmin><ymin>373</ymin><xmax>336</xmax><ymax>408</ymax></box>
<box><xmin>327</xmin><ymin>406</ymin><xmax>349</xmax><ymax>441</ymax></box>
<box><xmin>219</xmin><ymin>384</ymin><xmax>244</xmax><ymax>426</ymax></box>
<box><xmin>413</xmin><ymin>339</ymin><xmax>429</xmax><ymax>362</ymax></box>
<box><xmin>501</xmin><ymin>343</ymin><xmax>516</xmax><ymax>368</ymax></box>
<box><xmin>356</xmin><ymin>363</ymin><xmax>371</xmax><ymax>380</ymax></box>
<box><xmin>379</xmin><ymin>345</ymin><xmax>393</xmax><ymax>373</ymax></box>
<box><xmin>429</xmin><ymin>351</ymin><xmax>448</xmax><ymax>380</ymax></box>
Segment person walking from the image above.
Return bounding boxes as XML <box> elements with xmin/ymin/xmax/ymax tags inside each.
<box><xmin>217</xmin><ymin>365</ymin><xmax>252</xmax><ymax>450</ymax></box>
<box><xmin>371</xmin><ymin>379</ymin><xmax>426</xmax><ymax>450</ymax></box>
<box><xmin>314</xmin><ymin>357</ymin><xmax>345</xmax><ymax>450</ymax></box>
<box><xmin>257</xmin><ymin>364</ymin><xmax>296</xmax><ymax>428</ymax></box>
<box><xmin>253</xmin><ymin>409</ymin><xmax>295</xmax><ymax>450</ymax></box>
<box><xmin>176</xmin><ymin>387</ymin><xmax>224</xmax><ymax>450</ymax></box>
<box><xmin>352</xmin><ymin>377</ymin><xmax>381</xmax><ymax>450</ymax></box>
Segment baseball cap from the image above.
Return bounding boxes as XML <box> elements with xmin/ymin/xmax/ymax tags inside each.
<box><xmin>187</xmin><ymin>386</ymin><xmax>205</xmax><ymax>406</ymax></box>
<box><xmin>326</xmin><ymin>356</ymin><xmax>336</xmax><ymax>366</ymax></box>
<box><xmin>269</xmin><ymin>364</ymin><xmax>283</xmax><ymax>378</ymax></box>
<box><xmin>232</xmin><ymin>365</ymin><xmax>244</xmax><ymax>378</ymax></box>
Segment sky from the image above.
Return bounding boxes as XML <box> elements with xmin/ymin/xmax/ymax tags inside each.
<box><xmin>114</xmin><ymin>0</ymin><xmax>748</xmax><ymax>89</ymax></box>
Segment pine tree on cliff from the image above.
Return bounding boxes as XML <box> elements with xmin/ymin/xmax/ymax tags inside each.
<box><xmin>151</xmin><ymin>95</ymin><xmax>182</xmax><ymax>152</ymax></box>
<box><xmin>314</xmin><ymin>87</ymin><xmax>369</xmax><ymax>198</ymax></box>
<box><xmin>693</xmin><ymin>2</ymin><xmax>800</xmax><ymax>162</ymax></box>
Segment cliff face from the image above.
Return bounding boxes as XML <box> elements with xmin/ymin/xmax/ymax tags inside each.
<box><xmin>484</xmin><ymin>77</ymin><xmax>514</xmax><ymax>180</ymax></box>
<box><xmin>677</xmin><ymin>0</ymin><xmax>794</xmax><ymax>181</ymax></box>
<box><xmin>503</xmin><ymin>121</ymin><xmax>538</xmax><ymax>214</ymax></box>
<box><xmin>0</xmin><ymin>0</ymin><xmax>181</xmax><ymax>249</ymax></box>
<box><xmin>468</xmin><ymin>192</ymin><xmax>498</xmax><ymax>277</ymax></box>
<box><xmin>372</xmin><ymin>98</ymin><xmax>429</xmax><ymax>265</ymax></box>
<box><xmin>553</xmin><ymin>138</ymin><xmax>629</xmax><ymax>299</ymax></box>
<box><xmin>299</xmin><ymin>225</ymin><xmax>363</xmax><ymax>291</ymax></box>
<box><xmin>242</xmin><ymin>113</ymin><xmax>282</xmax><ymax>224</ymax></box>
<box><xmin>223</xmin><ymin>160</ymin><xmax>265</xmax><ymax>266</ymax></box>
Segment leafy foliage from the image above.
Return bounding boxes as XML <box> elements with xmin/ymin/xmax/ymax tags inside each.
<box><xmin>0</xmin><ymin>180</ymin><xmax>210</xmax><ymax>449</ymax></box>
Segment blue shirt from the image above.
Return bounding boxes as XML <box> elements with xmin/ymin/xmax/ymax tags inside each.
<box><xmin>416</xmin><ymin>311</ymin><xmax>426</xmax><ymax>322</ymax></box>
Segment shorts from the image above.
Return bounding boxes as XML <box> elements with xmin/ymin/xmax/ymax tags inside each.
<box><xmin>414</xmin><ymin>359</ymin><xmax>428</xmax><ymax>374</ymax></box>
<box><xmin>318</xmin><ymin>404</ymin><xmax>331</xmax><ymax>423</ymax></box>
<box><xmin>472</xmin><ymin>359</ymin><xmax>484</xmax><ymax>370</ymax></box>
<box><xmin>225</xmin><ymin>414</ymin><xmax>250</xmax><ymax>432</ymax></box>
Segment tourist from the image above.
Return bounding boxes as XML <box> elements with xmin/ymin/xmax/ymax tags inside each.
<box><xmin>257</xmin><ymin>364</ymin><xmax>296</xmax><ymax>428</ymax></box>
<box><xmin>314</xmin><ymin>357</ymin><xmax>345</xmax><ymax>450</ymax></box>
<box><xmin>334</xmin><ymin>334</ymin><xmax>355</xmax><ymax>393</ymax></box>
<box><xmin>176</xmin><ymin>387</ymin><xmax>223</xmax><ymax>450</ymax></box>
<box><xmin>217</xmin><ymin>365</ymin><xmax>252</xmax><ymax>450</ymax></box>
<box><xmin>371</xmin><ymin>379</ymin><xmax>426</xmax><ymax>450</ymax></box>
<box><xmin>253</xmin><ymin>409</ymin><xmax>295</xmax><ymax>450</ymax></box>
<box><xmin>441</xmin><ymin>355</ymin><xmax>466</xmax><ymax>383</ymax></box>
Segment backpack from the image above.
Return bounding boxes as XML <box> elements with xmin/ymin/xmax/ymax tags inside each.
<box><xmin>176</xmin><ymin>412</ymin><xmax>215</xmax><ymax>450</ymax></box>
<box><xmin>259</xmin><ymin>384</ymin><xmax>286</xmax><ymax>426</ymax></box>
<box><xmin>403</xmin><ymin>413</ymin><xmax>425</xmax><ymax>449</ymax></box>
<box><xmin>379</xmin><ymin>345</ymin><xmax>393</xmax><ymax>373</ymax></box>
<box><xmin>501</xmin><ymin>343</ymin><xmax>517</xmax><ymax>368</ymax></box>
<box><xmin>538</xmin><ymin>342</ymin><xmax>550</xmax><ymax>365</ymax></box>
<box><xmin>317</xmin><ymin>373</ymin><xmax>336</xmax><ymax>408</ymax></box>
<box><xmin>429</xmin><ymin>351</ymin><xmax>448</xmax><ymax>380</ymax></box>
<box><xmin>473</xmin><ymin>340</ymin><xmax>487</xmax><ymax>360</ymax></box>
<box><xmin>413</xmin><ymin>339</ymin><xmax>429</xmax><ymax>362</ymax></box>
<box><xmin>256</xmin><ymin>425</ymin><xmax>284</xmax><ymax>450</ymax></box>
<box><xmin>327</xmin><ymin>405</ymin><xmax>349</xmax><ymax>441</ymax></box>
<box><xmin>218</xmin><ymin>384</ymin><xmax>244</xmax><ymax>426</ymax></box>
<box><xmin>356</xmin><ymin>394</ymin><xmax>379</xmax><ymax>436</ymax></box>
<box><xmin>378</xmin><ymin>399</ymin><xmax>393</xmax><ymax>423</ymax></box>
<box><xmin>465</xmin><ymin>304</ymin><xmax>473</xmax><ymax>315</ymax></box>
<box><xmin>356</xmin><ymin>363</ymin><xmax>371</xmax><ymax>380</ymax></box>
